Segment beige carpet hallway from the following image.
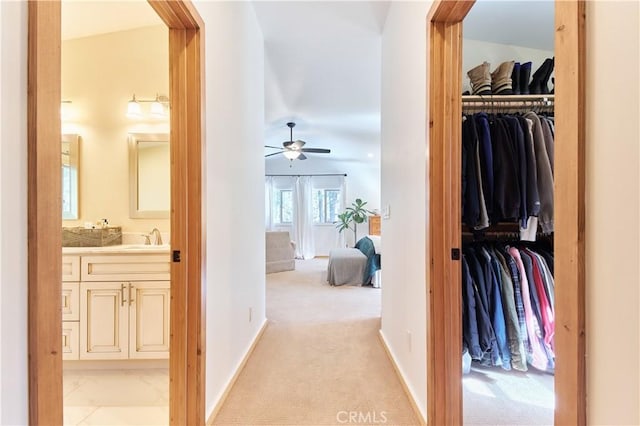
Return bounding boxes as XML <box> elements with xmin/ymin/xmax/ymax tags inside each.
<box><xmin>212</xmin><ymin>258</ymin><xmax>420</xmax><ymax>426</ymax></box>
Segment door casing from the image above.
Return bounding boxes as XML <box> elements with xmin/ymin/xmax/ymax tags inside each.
<box><xmin>426</xmin><ymin>0</ymin><xmax>586</xmax><ymax>424</ymax></box>
<box><xmin>27</xmin><ymin>1</ymin><xmax>206</xmax><ymax>425</ymax></box>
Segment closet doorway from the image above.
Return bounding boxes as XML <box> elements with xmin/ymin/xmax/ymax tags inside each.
<box><xmin>426</xmin><ymin>1</ymin><xmax>585</xmax><ymax>425</ymax></box>
<box><xmin>27</xmin><ymin>1</ymin><xmax>205</xmax><ymax>425</ymax></box>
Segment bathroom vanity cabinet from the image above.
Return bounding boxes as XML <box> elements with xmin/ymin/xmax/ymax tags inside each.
<box><xmin>62</xmin><ymin>249</ymin><xmax>171</xmax><ymax>361</ymax></box>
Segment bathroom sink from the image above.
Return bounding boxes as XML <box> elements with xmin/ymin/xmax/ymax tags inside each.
<box><xmin>119</xmin><ymin>244</ymin><xmax>170</xmax><ymax>250</ymax></box>
<box><xmin>85</xmin><ymin>244</ymin><xmax>170</xmax><ymax>251</ymax></box>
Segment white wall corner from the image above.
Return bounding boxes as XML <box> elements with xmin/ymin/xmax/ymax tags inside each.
<box><xmin>0</xmin><ymin>1</ymin><xmax>29</xmax><ymax>424</ymax></box>
<box><xmin>379</xmin><ymin>330</ymin><xmax>427</xmax><ymax>423</ymax></box>
<box><xmin>206</xmin><ymin>319</ymin><xmax>268</xmax><ymax>425</ymax></box>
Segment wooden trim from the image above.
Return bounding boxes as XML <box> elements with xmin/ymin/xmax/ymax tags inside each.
<box><xmin>378</xmin><ymin>331</ymin><xmax>427</xmax><ymax>425</ymax></box>
<box><xmin>28</xmin><ymin>1</ymin><xmax>63</xmax><ymax>424</ymax></box>
<box><xmin>28</xmin><ymin>1</ymin><xmax>205</xmax><ymax>426</ymax></box>
<box><xmin>149</xmin><ymin>0</ymin><xmax>204</xmax><ymax>29</ymax></box>
<box><xmin>428</xmin><ymin>0</ymin><xmax>475</xmax><ymax>23</ymax></box>
<box><xmin>554</xmin><ymin>1</ymin><xmax>586</xmax><ymax>424</ymax></box>
<box><xmin>426</xmin><ymin>1</ymin><xmax>586</xmax><ymax>425</ymax></box>
<box><xmin>427</xmin><ymin>16</ymin><xmax>464</xmax><ymax>426</ymax></box>
<box><xmin>184</xmin><ymin>27</ymin><xmax>206</xmax><ymax>426</ymax></box>
<box><xmin>153</xmin><ymin>2</ymin><xmax>206</xmax><ymax>424</ymax></box>
<box><xmin>206</xmin><ymin>321</ymin><xmax>269</xmax><ymax>425</ymax></box>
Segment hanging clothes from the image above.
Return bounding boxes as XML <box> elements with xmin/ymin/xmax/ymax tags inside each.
<box><xmin>461</xmin><ymin>242</ymin><xmax>555</xmax><ymax>373</ymax></box>
<box><xmin>461</xmin><ymin>111</ymin><xmax>555</xmax><ymax>239</ymax></box>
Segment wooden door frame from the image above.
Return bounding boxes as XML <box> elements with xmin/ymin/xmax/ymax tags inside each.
<box><xmin>27</xmin><ymin>1</ymin><xmax>206</xmax><ymax>425</ymax></box>
<box><xmin>426</xmin><ymin>1</ymin><xmax>586</xmax><ymax>425</ymax></box>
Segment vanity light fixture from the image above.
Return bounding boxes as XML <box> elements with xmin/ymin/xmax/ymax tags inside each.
<box><xmin>126</xmin><ymin>93</ymin><xmax>169</xmax><ymax>119</ymax></box>
<box><xmin>127</xmin><ymin>94</ymin><xmax>142</xmax><ymax>118</ymax></box>
<box><xmin>150</xmin><ymin>97</ymin><xmax>165</xmax><ymax>117</ymax></box>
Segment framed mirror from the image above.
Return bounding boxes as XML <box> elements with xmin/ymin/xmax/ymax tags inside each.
<box><xmin>62</xmin><ymin>134</ymin><xmax>80</xmax><ymax>220</ymax></box>
<box><xmin>129</xmin><ymin>133</ymin><xmax>170</xmax><ymax>219</ymax></box>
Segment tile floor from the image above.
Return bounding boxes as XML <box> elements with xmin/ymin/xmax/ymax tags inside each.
<box><xmin>63</xmin><ymin>368</ymin><xmax>168</xmax><ymax>426</ymax></box>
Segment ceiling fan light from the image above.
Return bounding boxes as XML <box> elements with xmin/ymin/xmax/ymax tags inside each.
<box><xmin>283</xmin><ymin>150</ymin><xmax>301</xmax><ymax>160</ymax></box>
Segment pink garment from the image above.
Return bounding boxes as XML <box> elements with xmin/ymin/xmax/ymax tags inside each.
<box><xmin>526</xmin><ymin>249</ymin><xmax>555</xmax><ymax>350</ymax></box>
<box><xmin>508</xmin><ymin>247</ymin><xmax>548</xmax><ymax>371</ymax></box>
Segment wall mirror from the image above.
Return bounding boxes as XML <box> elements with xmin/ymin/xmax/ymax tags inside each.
<box><xmin>128</xmin><ymin>133</ymin><xmax>170</xmax><ymax>219</ymax></box>
<box><xmin>62</xmin><ymin>134</ymin><xmax>80</xmax><ymax>220</ymax></box>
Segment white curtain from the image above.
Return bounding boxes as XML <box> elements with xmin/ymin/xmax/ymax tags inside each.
<box><xmin>336</xmin><ymin>175</ymin><xmax>347</xmax><ymax>248</ymax></box>
<box><xmin>265</xmin><ymin>176</ymin><xmax>274</xmax><ymax>230</ymax></box>
<box><xmin>292</xmin><ymin>176</ymin><xmax>315</xmax><ymax>259</ymax></box>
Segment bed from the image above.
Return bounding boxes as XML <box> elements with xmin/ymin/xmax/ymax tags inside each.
<box><xmin>327</xmin><ymin>235</ymin><xmax>381</xmax><ymax>287</ymax></box>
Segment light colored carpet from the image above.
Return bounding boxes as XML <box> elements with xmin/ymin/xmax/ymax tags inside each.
<box><xmin>463</xmin><ymin>363</ymin><xmax>554</xmax><ymax>425</ymax></box>
<box><xmin>211</xmin><ymin>258</ymin><xmax>420</xmax><ymax>426</ymax></box>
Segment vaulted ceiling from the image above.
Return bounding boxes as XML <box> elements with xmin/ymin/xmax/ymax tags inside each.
<box><xmin>61</xmin><ymin>0</ymin><xmax>554</xmax><ymax>167</ymax></box>
<box><xmin>254</xmin><ymin>1</ymin><xmax>390</xmax><ymax>167</ymax></box>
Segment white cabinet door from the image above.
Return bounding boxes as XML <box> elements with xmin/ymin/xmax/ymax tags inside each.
<box><xmin>62</xmin><ymin>282</ymin><xmax>80</xmax><ymax>321</ymax></box>
<box><xmin>62</xmin><ymin>321</ymin><xmax>79</xmax><ymax>360</ymax></box>
<box><xmin>128</xmin><ymin>281</ymin><xmax>170</xmax><ymax>359</ymax></box>
<box><xmin>80</xmin><ymin>282</ymin><xmax>129</xmax><ymax>360</ymax></box>
<box><xmin>62</xmin><ymin>255</ymin><xmax>80</xmax><ymax>282</ymax></box>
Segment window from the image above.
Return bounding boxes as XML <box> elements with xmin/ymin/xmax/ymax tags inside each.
<box><xmin>270</xmin><ymin>187</ymin><xmax>342</xmax><ymax>225</ymax></box>
<box><xmin>274</xmin><ymin>189</ymin><xmax>293</xmax><ymax>224</ymax></box>
<box><xmin>313</xmin><ymin>189</ymin><xmax>341</xmax><ymax>223</ymax></box>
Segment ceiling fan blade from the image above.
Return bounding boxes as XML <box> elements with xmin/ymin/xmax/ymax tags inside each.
<box><xmin>298</xmin><ymin>153</ymin><xmax>307</xmax><ymax>160</ymax></box>
<box><xmin>300</xmin><ymin>148</ymin><xmax>331</xmax><ymax>154</ymax></box>
<box><xmin>265</xmin><ymin>151</ymin><xmax>284</xmax><ymax>158</ymax></box>
<box><xmin>264</xmin><ymin>145</ymin><xmax>283</xmax><ymax>150</ymax></box>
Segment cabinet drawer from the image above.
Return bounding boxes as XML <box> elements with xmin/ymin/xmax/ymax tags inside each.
<box><xmin>62</xmin><ymin>282</ymin><xmax>80</xmax><ymax>321</ymax></box>
<box><xmin>369</xmin><ymin>215</ymin><xmax>381</xmax><ymax>236</ymax></box>
<box><xmin>62</xmin><ymin>255</ymin><xmax>80</xmax><ymax>282</ymax></box>
<box><xmin>81</xmin><ymin>254</ymin><xmax>171</xmax><ymax>282</ymax></box>
<box><xmin>62</xmin><ymin>321</ymin><xmax>79</xmax><ymax>361</ymax></box>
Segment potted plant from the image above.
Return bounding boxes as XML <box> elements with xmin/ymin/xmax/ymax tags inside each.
<box><xmin>334</xmin><ymin>198</ymin><xmax>373</xmax><ymax>246</ymax></box>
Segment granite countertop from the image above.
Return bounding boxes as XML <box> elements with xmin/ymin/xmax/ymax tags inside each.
<box><xmin>62</xmin><ymin>244</ymin><xmax>171</xmax><ymax>255</ymax></box>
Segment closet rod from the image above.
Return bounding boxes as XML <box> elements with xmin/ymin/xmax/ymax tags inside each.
<box><xmin>266</xmin><ymin>173</ymin><xmax>347</xmax><ymax>177</ymax></box>
<box><xmin>462</xmin><ymin>94</ymin><xmax>554</xmax><ymax>113</ymax></box>
<box><xmin>462</xmin><ymin>94</ymin><xmax>554</xmax><ymax>103</ymax></box>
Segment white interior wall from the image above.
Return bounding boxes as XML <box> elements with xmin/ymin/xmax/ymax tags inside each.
<box><xmin>195</xmin><ymin>0</ymin><xmax>266</xmax><ymax>418</ymax></box>
<box><xmin>585</xmin><ymin>1</ymin><xmax>640</xmax><ymax>423</ymax></box>
<box><xmin>62</xmin><ymin>25</ymin><xmax>170</xmax><ymax>235</ymax></box>
<box><xmin>380</xmin><ymin>1</ymin><xmax>432</xmax><ymax>420</ymax></box>
<box><xmin>0</xmin><ymin>1</ymin><xmax>28</xmax><ymax>424</ymax></box>
<box><xmin>462</xmin><ymin>39</ymin><xmax>554</xmax><ymax>94</ymax></box>
<box><xmin>0</xmin><ymin>1</ymin><xmax>3</xmax><ymax>419</ymax></box>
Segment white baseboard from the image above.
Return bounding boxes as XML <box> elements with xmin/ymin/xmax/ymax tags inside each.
<box><xmin>206</xmin><ymin>319</ymin><xmax>268</xmax><ymax>425</ymax></box>
<box><xmin>378</xmin><ymin>330</ymin><xmax>427</xmax><ymax>425</ymax></box>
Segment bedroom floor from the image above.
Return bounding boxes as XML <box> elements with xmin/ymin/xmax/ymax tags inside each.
<box><xmin>211</xmin><ymin>257</ymin><xmax>419</xmax><ymax>425</ymax></box>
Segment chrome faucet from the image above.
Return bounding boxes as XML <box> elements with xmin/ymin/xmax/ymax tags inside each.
<box><xmin>150</xmin><ymin>228</ymin><xmax>163</xmax><ymax>245</ymax></box>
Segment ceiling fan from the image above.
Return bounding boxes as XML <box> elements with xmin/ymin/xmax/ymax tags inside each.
<box><xmin>264</xmin><ymin>122</ymin><xmax>331</xmax><ymax>161</ymax></box>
